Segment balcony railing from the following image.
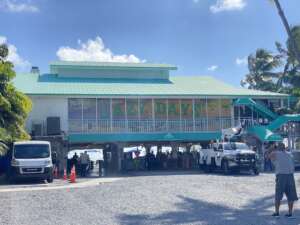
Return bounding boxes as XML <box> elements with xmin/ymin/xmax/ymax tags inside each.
<box><xmin>68</xmin><ymin>117</ymin><xmax>233</xmax><ymax>134</ymax></box>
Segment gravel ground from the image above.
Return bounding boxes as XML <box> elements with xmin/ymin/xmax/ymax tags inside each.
<box><xmin>0</xmin><ymin>171</ymin><xmax>299</xmax><ymax>225</ymax></box>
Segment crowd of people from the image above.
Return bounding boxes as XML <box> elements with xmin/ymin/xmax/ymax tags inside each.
<box><xmin>145</xmin><ymin>149</ymin><xmax>199</xmax><ymax>170</ymax></box>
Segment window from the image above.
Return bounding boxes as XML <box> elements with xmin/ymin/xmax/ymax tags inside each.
<box><xmin>68</xmin><ymin>99</ymin><xmax>82</xmax><ymax>119</ymax></box>
<box><xmin>97</xmin><ymin>99</ymin><xmax>111</xmax><ymax>119</ymax></box>
<box><xmin>181</xmin><ymin>99</ymin><xmax>193</xmax><ymax>119</ymax></box>
<box><xmin>126</xmin><ymin>99</ymin><xmax>138</xmax><ymax>119</ymax></box>
<box><xmin>14</xmin><ymin>145</ymin><xmax>50</xmax><ymax>159</ymax></box>
<box><xmin>220</xmin><ymin>99</ymin><xmax>231</xmax><ymax>118</ymax></box>
<box><xmin>83</xmin><ymin>98</ymin><xmax>96</xmax><ymax>119</ymax></box>
<box><xmin>68</xmin><ymin>99</ymin><xmax>82</xmax><ymax>132</ymax></box>
<box><xmin>168</xmin><ymin>99</ymin><xmax>180</xmax><ymax>120</ymax></box>
<box><xmin>194</xmin><ymin>99</ymin><xmax>206</xmax><ymax>119</ymax></box>
<box><xmin>207</xmin><ymin>99</ymin><xmax>220</xmax><ymax>118</ymax></box>
<box><xmin>155</xmin><ymin>99</ymin><xmax>167</xmax><ymax>119</ymax></box>
<box><xmin>140</xmin><ymin>99</ymin><xmax>152</xmax><ymax>119</ymax></box>
<box><xmin>112</xmin><ymin>99</ymin><xmax>125</xmax><ymax>119</ymax></box>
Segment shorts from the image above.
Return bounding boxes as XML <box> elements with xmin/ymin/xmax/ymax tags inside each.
<box><xmin>275</xmin><ymin>174</ymin><xmax>298</xmax><ymax>202</ymax></box>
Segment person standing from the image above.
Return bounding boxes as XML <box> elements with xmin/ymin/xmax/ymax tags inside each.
<box><xmin>267</xmin><ymin>143</ymin><xmax>298</xmax><ymax>218</ymax></box>
<box><xmin>80</xmin><ymin>151</ymin><xmax>90</xmax><ymax>177</ymax></box>
<box><xmin>71</xmin><ymin>152</ymin><xmax>79</xmax><ymax>174</ymax></box>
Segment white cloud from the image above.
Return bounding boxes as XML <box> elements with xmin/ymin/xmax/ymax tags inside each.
<box><xmin>0</xmin><ymin>36</ymin><xmax>31</xmax><ymax>71</ymax></box>
<box><xmin>0</xmin><ymin>0</ymin><xmax>39</xmax><ymax>13</ymax></box>
<box><xmin>210</xmin><ymin>0</ymin><xmax>246</xmax><ymax>13</ymax></box>
<box><xmin>207</xmin><ymin>65</ymin><xmax>219</xmax><ymax>71</ymax></box>
<box><xmin>57</xmin><ymin>36</ymin><xmax>145</xmax><ymax>63</ymax></box>
<box><xmin>236</xmin><ymin>56</ymin><xmax>247</xmax><ymax>66</ymax></box>
<box><xmin>193</xmin><ymin>0</ymin><xmax>199</xmax><ymax>3</ymax></box>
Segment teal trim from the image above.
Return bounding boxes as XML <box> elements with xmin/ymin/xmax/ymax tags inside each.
<box><xmin>68</xmin><ymin>132</ymin><xmax>221</xmax><ymax>143</ymax></box>
<box><xmin>239</xmin><ymin>98</ymin><xmax>300</xmax><ymax>142</ymax></box>
<box><xmin>234</xmin><ymin>98</ymin><xmax>278</xmax><ymax>119</ymax></box>
<box><xmin>267</xmin><ymin>114</ymin><xmax>300</xmax><ymax>131</ymax></box>
<box><xmin>247</xmin><ymin>126</ymin><xmax>283</xmax><ymax>142</ymax></box>
<box><xmin>50</xmin><ymin>61</ymin><xmax>177</xmax><ymax>70</ymax></box>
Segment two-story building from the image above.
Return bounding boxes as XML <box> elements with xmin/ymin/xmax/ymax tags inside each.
<box><xmin>13</xmin><ymin>61</ymin><xmax>288</xmax><ymax>172</ymax></box>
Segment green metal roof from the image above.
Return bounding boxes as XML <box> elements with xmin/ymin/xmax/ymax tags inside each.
<box><xmin>13</xmin><ymin>73</ymin><xmax>288</xmax><ymax>98</ymax></box>
<box><xmin>50</xmin><ymin>61</ymin><xmax>177</xmax><ymax>70</ymax></box>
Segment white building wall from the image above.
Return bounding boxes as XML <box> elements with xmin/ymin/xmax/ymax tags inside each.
<box><xmin>26</xmin><ymin>96</ymin><xmax>68</xmax><ymax>134</ymax></box>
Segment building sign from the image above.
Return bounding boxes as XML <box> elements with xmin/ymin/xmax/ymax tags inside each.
<box><xmin>140</xmin><ymin>99</ymin><xmax>152</xmax><ymax>119</ymax></box>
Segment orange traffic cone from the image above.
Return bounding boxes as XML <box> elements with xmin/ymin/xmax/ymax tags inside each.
<box><xmin>63</xmin><ymin>168</ymin><xmax>67</xmax><ymax>181</ymax></box>
<box><xmin>69</xmin><ymin>166</ymin><xmax>76</xmax><ymax>183</ymax></box>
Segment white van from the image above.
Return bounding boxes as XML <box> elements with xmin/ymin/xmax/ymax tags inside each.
<box><xmin>10</xmin><ymin>141</ymin><xmax>53</xmax><ymax>183</ymax></box>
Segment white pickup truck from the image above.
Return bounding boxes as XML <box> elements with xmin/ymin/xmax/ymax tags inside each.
<box><xmin>199</xmin><ymin>142</ymin><xmax>259</xmax><ymax>175</ymax></box>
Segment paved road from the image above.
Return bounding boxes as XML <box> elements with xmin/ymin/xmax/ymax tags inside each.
<box><xmin>0</xmin><ymin>172</ymin><xmax>299</xmax><ymax>225</ymax></box>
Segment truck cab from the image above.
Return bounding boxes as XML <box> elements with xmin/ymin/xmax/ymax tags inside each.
<box><xmin>199</xmin><ymin>142</ymin><xmax>259</xmax><ymax>175</ymax></box>
<box><xmin>9</xmin><ymin>141</ymin><xmax>53</xmax><ymax>183</ymax></box>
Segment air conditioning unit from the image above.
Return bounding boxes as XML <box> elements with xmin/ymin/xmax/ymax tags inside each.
<box><xmin>32</xmin><ymin>124</ymin><xmax>43</xmax><ymax>136</ymax></box>
<box><xmin>47</xmin><ymin>117</ymin><xmax>61</xmax><ymax>135</ymax></box>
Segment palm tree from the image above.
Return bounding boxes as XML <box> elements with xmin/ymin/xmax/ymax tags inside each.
<box><xmin>271</xmin><ymin>0</ymin><xmax>300</xmax><ymax>64</ymax></box>
<box><xmin>241</xmin><ymin>49</ymin><xmax>281</xmax><ymax>91</ymax></box>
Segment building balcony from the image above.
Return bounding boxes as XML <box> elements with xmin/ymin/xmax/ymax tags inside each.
<box><xmin>68</xmin><ymin>118</ymin><xmax>233</xmax><ymax>134</ymax></box>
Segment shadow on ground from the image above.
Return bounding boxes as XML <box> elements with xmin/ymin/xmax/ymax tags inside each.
<box><xmin>118</xmin><ymin>194</ymin><xmax>300</xmax><ymax>225</ymax></box>
<box><xmin>122</xmin><ymin>170</ymin><xmax>259</xmax><ymax>178</ymax></box>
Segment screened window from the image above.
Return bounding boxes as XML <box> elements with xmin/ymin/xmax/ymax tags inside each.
<box><xmin>112</xmin><ymin>99</ymin><xmax>125</xmax><ymax>119</ymax></box>
<box><xmin>181</xmin><ymin>99</ymin><xmax>193</xmax><ymax>119</ymax></box>
<box><xmin>140</xmin><ymin>99</ymin><xmax>152</xmax><ymax>119</ymax></box>
<box><xmin>68</xmin><ymin>99</ymin><xmax>82</xmax><ymax>119</ymax></box>
<box><xmin>220</xmin><ymin>99</ymin><xmax>231</xmax><ymax>117</ymax></box>
<box><xmin>207</xmin><ymin>99</ymin><xmax>220</xmax><ymax>118</ymax></box>
<box><xmin>83</xmin><ymin>98</ymin><xmax>96</xmax><ymax>119</ymax></box>
<box><xmin>126</xmin><ymin>99</ymin><xmax>138</xmax><ymax>119</ymax></box>
<box><xmin>155</xmin><ymin>99</ymin><xmax>167</xmax><ymax>119</ymax></box>
<box><xmin>194</xmin><ymin>99</ymin><xmax>206</xmax><ymax>119</ymax></box>
<box><xmin>97</xmin><ymin>99</ymin><xmax>111</xmax><ymax>119</ymax></box>
<box><xmin>168</xmin><ymin>99</ymin><xmax>180</xmax><ymax>120</ymax></box>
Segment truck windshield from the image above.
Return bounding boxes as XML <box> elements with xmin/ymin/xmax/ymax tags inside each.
<box><xmin>14</xmin><ymin>145</ymin><xmax>50</xmax><ymax>159</ymax></box>
<box><xmin>223</xmin><ymin>143</ymin><xmax>249</xmax><ymax>150</ymax></box>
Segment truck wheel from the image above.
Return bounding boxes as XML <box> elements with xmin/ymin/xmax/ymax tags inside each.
<box><xmin>47</xmin><ymin>175</ymin><xmax>53</xmax><ymax>183</ymax></box>
<box><xmin>253</xmin><ymin>167</ymin><xmax>259</xmax><ymax>175</ymax></box>
<box><xmin>222</xmin><ymin>160</ymin><xmax>230</xmax><ymax>175</ymax></box>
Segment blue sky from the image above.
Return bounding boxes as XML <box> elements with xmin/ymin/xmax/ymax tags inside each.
<box><xmin>0</xmin><ymin>0</ymin><xmax>299</xmax><ymax>86</ymax></box>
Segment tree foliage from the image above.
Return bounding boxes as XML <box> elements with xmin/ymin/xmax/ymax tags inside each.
<box><xmin>0</xmin><ymin>44</ymin><xmax>32</xmax><ymax>155</ymax></box>
<box><xmin>242</xmin><ymin>26</ymin><xmax>300</xmax><ymax>112</ymax></box>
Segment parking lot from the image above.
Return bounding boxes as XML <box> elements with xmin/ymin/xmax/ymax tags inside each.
<box><xmin>0</xmin><ymin>171</ymin><xmax>299</xmax><ymax>225</ymax></box>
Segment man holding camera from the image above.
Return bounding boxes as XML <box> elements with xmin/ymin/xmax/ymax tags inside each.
<box><xmin>267</xmin><ymin>143</ymin><xmax>298</xmax><ymax>218</ymax></box>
